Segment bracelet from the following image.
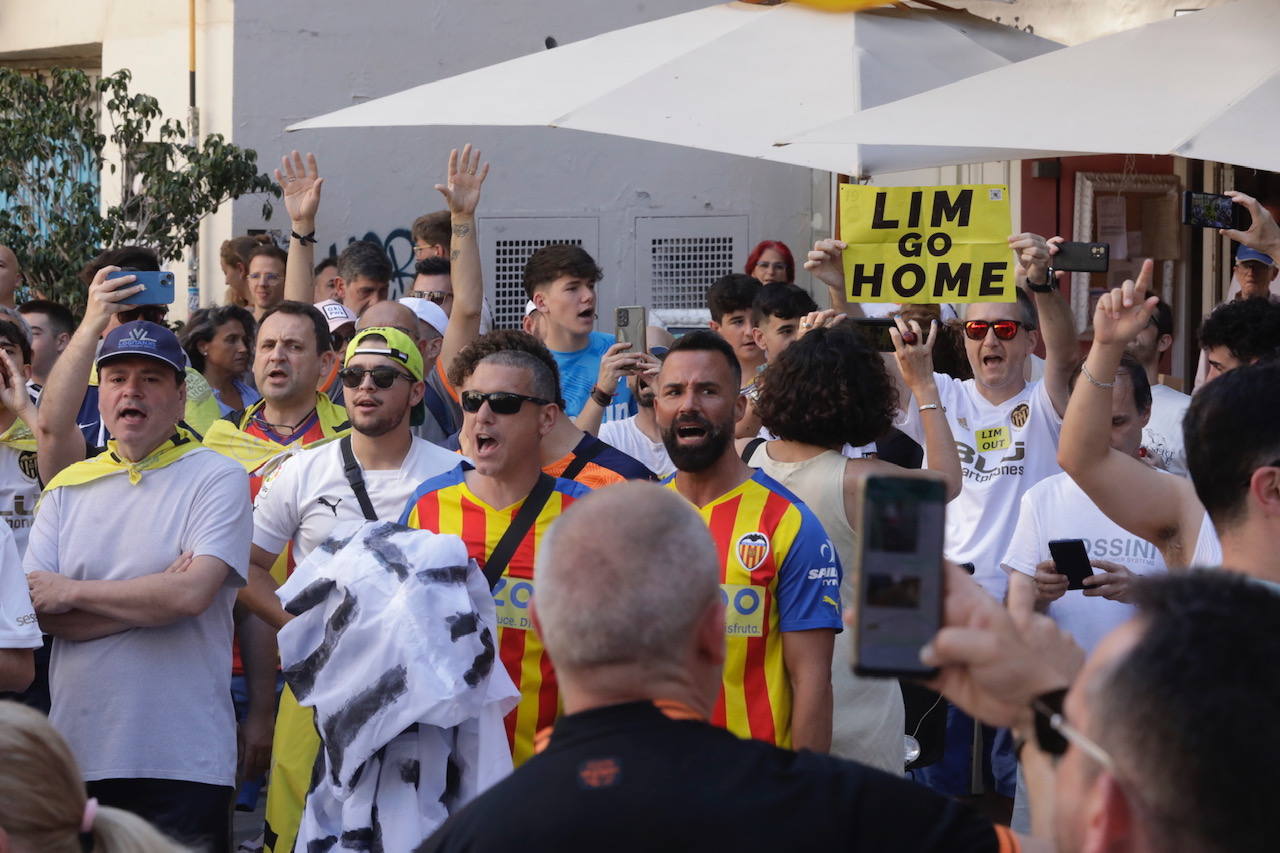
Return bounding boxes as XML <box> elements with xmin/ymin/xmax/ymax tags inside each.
<box><xmin>1079</xmin><ymin>363</ymin><xmax>1115</xmax><ymax>389</ymax></box>
<box><xmin>590</xmin><ymin>386</ymin><xmax>614</xmax><ymax>407</ymax></box>
<box><xmin>291</xmin><ymin>230</ymin><xmax>317</xmax><ymax>246</ymax></box>
<box><xmin>918</xmin><ymin>403</ymin><xmax>944</xmax><ymax>414</ymax></box>
<box><xmin>1026</xmin><ymin>275</ymin><xmax>1057</xmax><ymax>293</ymax></box>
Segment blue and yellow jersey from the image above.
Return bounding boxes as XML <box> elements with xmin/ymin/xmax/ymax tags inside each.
<box><xmin>401</xmin><ymin>463</ymin><xmax>591</xmax><ymax>765</ymax></box>
<box><xmin>666</xmin><ymin>469</ymin><xmax>841</xmax><ymax>748</ymax></box>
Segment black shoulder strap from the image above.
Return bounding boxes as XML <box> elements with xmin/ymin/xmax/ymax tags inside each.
<box><xmin>740</xmin><ymin>437</ymin><xmax>766</xmax><ymax>464</ymax></box>
<box><xmin>339</xmin><ymin>435</ymin><xmax>378</xmax><ymax>521</ymax></box>
<box><xmin>561</xmin><ymin>435</ymin><xmax>607</xmax><ymax>482</ymax></box>
<box><xmin>483</xmin><ymin>473</ymin><xmax>556</xmax><ymax>590</ymax></box>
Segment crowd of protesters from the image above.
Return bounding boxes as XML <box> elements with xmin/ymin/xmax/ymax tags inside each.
<box><xmin>0</xmin><ymin>142</ymin><xmax>1278</xmax><ymax>853</ymax></box>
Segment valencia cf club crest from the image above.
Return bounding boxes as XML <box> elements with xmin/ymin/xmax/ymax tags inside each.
<box><xmin>736</xmin><ymin>531</ymin><xmax>770</xmax><ymax>571</ymax></box>
<box><xmin>1010</xmin><ymin>403</ymin><xmax>1030</xmax><ymax>429</ymax></box>
<box><xmin>17</xmin><ymin>451</ymin><xmax>37</xmax><ymax>481</ymax></box>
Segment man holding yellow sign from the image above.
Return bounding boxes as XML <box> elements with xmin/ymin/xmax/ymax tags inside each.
<box><xmin>817</xmin><ymin>192</ymin><xmax>1077</xmax><ymax>809</ymax></box>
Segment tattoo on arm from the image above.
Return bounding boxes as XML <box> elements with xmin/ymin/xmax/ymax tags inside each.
<box><xmin>452</xmin><ymin>223</ymin><xmax>472</xmax><ymax>238</ymax></box>
<box><xmin>450</xmin><ymin>250</ymin><xmax>461</xmax><ymax>261</ymax></box>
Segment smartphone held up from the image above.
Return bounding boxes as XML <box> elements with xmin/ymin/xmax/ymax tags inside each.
<box><xmin>1181</xmin><ymin>190</ymin><xmax>1251</xmax><ymax>231</ymax></box>
<box><xmin>851</xmin><ymin>475</ymin><xmax>946</xmax><ymax>679</ymax></box>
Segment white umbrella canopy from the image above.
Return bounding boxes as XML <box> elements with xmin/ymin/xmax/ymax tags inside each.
<box><xmin>289</xmin><ymin>1</ymin><xmax>1059</xmax><ymax>176</ymax></box>
<box><xmin>779</xmin><ymin>0</ymin><xmax>1280</xmax><ymax>174</ymax></box>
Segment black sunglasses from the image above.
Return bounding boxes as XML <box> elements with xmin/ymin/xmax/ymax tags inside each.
<box><xmin>460</xmin><ymin>390</ymin><xmax>550</xmax><ymax>415</ymax></box>
<box><xmin>338</xmin><ymin>366</ymin><xmax>414</xmax><ymax>389</ymax></box>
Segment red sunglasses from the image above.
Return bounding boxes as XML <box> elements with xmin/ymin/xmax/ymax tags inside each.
<box><xmin>963</xmin><ymin>319</ymin><xmax>1028</xmax><ymax>341</ymax></box>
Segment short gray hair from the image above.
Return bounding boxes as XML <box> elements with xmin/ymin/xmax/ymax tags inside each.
<box><xmin>476</xmin><ymin>351</ymin><xmax>558</xmax><ymax>404</ymax></box>
<box><xmin>535</xmin><ymin>482</ymin><xmax>720</xmax><ymax>671</ymax></box>
<box><xmin>959</xmin><ymin>287</ymin><xmax>1038</xmax><ymax>328</ymax></box>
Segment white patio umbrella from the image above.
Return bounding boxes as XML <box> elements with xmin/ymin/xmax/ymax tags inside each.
<box><xmin>289</xmin><ymin>1</ymin><xmax>1058</xmax><ymax>176</ymax></box>
<box><xmin>778</xmin><ymin>0</ymin><xmax>1280</xmax><ymax>174</ymax></box>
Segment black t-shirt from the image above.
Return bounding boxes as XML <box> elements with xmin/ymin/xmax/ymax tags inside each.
<box><xmin>420</xmin><ymin>701</ymin><xmax>1006</xmax><ymax>853</ymax></box>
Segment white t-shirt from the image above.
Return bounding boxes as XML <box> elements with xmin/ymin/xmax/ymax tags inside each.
<box><xmin>1002</xmin><ymin>472</ymin><xmax>1168</xmax><ymax>653</ymax></box>
<box><xmin>0</xmin><ymin>523</ymin><xmax>39</xmax><ymax>649</ymax></box>
<box><xmin>1191</xmin><ymin>511</ymin><xmax>1223</xmax><ymax>568</ymax></box>
<box><xmin>901</xmin><ymin>375</ymin><xmax>1063</xmax><ymax>599</ymax></box>
<box><xmin>1142</xmin><ymin>384</ymin><xmax>1191</xmax><ymax>477</ymax></box>
<box><xmin>253</xmin><ymin>436</ymin><xmax>461</xmax><ymax>562</ymax></box>
<box><xmin>24</xmin><ymin>448</ymin><xmax>252</xmax><ymax>785</ymax></box>
<box><xmin>599</xmin><ymin>416</ymin><xmax>676</xmax><ymax>480</ymax></box>
<box><xmin>0</xmin><ymin>443</ymin><xmax>42</xmax><ymax>558</ymax></box>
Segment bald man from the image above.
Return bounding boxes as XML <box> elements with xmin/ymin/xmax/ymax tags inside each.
<box><xmin>421</xmin><ymin>482</ymin><xmax>1016</xmax><ymax>853</ymax></box>
<box><xmin>0</xmin><ymin>245</ymin><xmax>23</xmax><ymax>308</ymax></box>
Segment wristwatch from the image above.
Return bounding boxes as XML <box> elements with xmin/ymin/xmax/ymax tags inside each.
<box><xmin>1027</xmin><ymin>273</ymin><xmax>1058</xmax><ymax>293</ymax></box>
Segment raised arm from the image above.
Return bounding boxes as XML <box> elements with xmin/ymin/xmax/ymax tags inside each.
<box><xmin>1223</xmin><ymin>191</ymin><xmax>1280</xmax><ymax>261</ymax></box>
<box><xmin>278</xmin><ymin>151</ymin><xmax>325</xmax><ymax>305</ymax></box>
<box><xmin>27</xmin><ymin>552</ymin><xmax>233</xmax><ymax>627</ymax></box>
<box><xmin>437</xmin><ymin>145</ymin><xmax>488</xmax><ymax>377</ymax></box>
<box><xmin>804</xmin><ymin>238</ymin><xmax>864</xmax><ymax>318</ymax></box>
<box><xmin>36</xmin><ymin>267</ymin><xmax>141</xmax><ymax>482</ymax></box>
<box><xmin>1057</xmin><ymin>260</ymin><xmax>1204</xmax><ymax>564</ymax></box>
<box><xmin>1011</xmin><ymin>233</ymin><xmax>1077</xmax><ymax>417</ymax></box>
<box><xmin>890</xmin><ymin>316</ymin><xmax>961</xmax><ymax>501</ymax></box>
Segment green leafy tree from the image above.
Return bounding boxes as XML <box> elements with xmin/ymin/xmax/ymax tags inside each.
<box><xmin>0</xmin><ymin>67</ymin><xmax>278</xmax><ymax>313</ymax></box>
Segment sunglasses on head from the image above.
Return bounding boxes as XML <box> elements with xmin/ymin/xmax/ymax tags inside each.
<box><xmin>460</xmin><ymin>390</ymin><xmax>550</xmax><ymax>415</ymax></box>
<box><xmin>338</xmin><ymin>366</ymin><xmax>414</xmax><ymax>389</ymax></box>
<box><xmin>963</xmin><ymin>319</ymin><xmax>1029</xmax><ymax>341</ymax></box>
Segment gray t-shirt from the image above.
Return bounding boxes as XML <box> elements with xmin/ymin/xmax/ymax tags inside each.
<box><xmin>24</xmin><ymin>447</ymin><xmax>251</xmax><ymax>785</ymax></box>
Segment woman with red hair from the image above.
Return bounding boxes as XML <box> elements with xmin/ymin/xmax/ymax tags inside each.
<box><xmin>745</xmin><ymin>240</ymin><xmax>795</xmax><ymax>284</ymax></box>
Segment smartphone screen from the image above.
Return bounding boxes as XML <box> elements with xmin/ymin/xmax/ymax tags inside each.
<box><xmin>853</xmin><ymin>476</ymin><xmax>946</xmax><ymax>678</ymax></box>
<box><xmin>1047</xmin><ymin>539</ymin><xmax>1094</xmax><ymax>591</ymax></box>
<box><xmin>851</xmin><ymin>318</ymin><xmax>896</xmax><ymax>353</ymax></box>
<box><xmin>1182</xmin><ymin>191</ymin><xmax>1248</xmax><ymax>231</ymax></box>
<box><xmin>615</xmin><ymin>305</ymin><xmax>647</xmax><ymax>354</ymax></box>
<box><xmin>109</xmin><ymin>270</ymin><xmax>176</xmax><ymax>306</ymax></box>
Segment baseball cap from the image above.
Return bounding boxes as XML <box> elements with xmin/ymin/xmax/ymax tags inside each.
<box><xmin>344</xmin><ymin>326</ymin><xmax>425</xmax><ymax>426</ymax></box>
<box><xmin>315</xmin><ymin>299</ymin><xmax>357</xmax><ymax>333</ymax></box>
<box><xmin>398</xmin><ymin>297</ymin><xmax>449</xmax><ymax>337</ymax></box>
<box><xmin>1236</xmin><ymin>246</ymin><xmax>1275</xmax><ymax>267</ymax></box>
<box><xmin>97</xmin><ymin>320</ymin><xmax>185</xmax><ymax>376</ymax></box>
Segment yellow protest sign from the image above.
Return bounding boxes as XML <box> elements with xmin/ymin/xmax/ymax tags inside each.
<box><xmin>839</xmin><ymin>184</ymin><xmax>1015</xmax><ymax>304</ymax></box>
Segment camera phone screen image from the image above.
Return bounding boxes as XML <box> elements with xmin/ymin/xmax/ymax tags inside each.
<box><xmin>1190</xmin><ymin>193</ymin><xmax>1233</xmax><ymax>229</ymax></box>
<box><xmin>866</xmin><ymin>573</ymin><xmax>922</xmax><ymax>609</ymax></box>
<box><xmin>866</xmin><ymin>497</ymin><xmax>919</xmax><ymax>553</ymax></box>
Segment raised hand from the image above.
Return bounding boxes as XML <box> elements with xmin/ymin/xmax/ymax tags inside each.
<box><xmin>1008</xmin><ymin>232</ymin><xmax>1051</xmax><ymax>284</ymax></box>
<box><xmin>275</xmin><ymin>151</ymin><xmax>324</xmax><ymax>227</ymax></box>
<box><xmin>435</xmin><ymin>144</ymin><xmax>490</xmax><ymax>218</ymax></box>
<box><xmin>1093</xmin><ymin>258</ymin><xmax>1158</xmax><ymax>347</ymax></box>
<box><xmin>82</xmin><ymin>266</ymin><xmax>141</xmax><ymax>333</ymax></box>
<box><xmin>889</xmin><ymin>314</ymin><xmax>938</xmax><ymax>395</ymax></box>
<box><xmin>1222</xmin><ymin>190</ymin><xmax>1280</xmax><ymax>260</ymax></box>
<box><xmin>0</xmin><ymin>349</ymin><xmax>33</xmax><ymax>420</ymax></box>
<box><xmin>804</xmin><ymin>238</ymin><xmax>847</xmax><ymax>290</ymax></box>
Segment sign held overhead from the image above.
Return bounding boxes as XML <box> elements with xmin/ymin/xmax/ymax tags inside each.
<box><xmin>840</xmin><ymin>185</ymin><xmax>1015</xmax><ymax>304</ymax></box>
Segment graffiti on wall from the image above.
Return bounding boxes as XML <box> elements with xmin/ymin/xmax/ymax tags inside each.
<box><xmin>324</xmin><ymin>227</ymin><xmax>417</xmax><ymax>298</ymax></box>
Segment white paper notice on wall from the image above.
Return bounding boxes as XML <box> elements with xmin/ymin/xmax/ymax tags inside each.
<box><xmin>1096</xmin><ymin>195</ymin><xmax>1128</xmax><ymax>260</ymax></box>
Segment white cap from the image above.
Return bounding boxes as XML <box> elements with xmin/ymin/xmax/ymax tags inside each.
<box><xmin>315</xmin><ymin>299</ymin><xmax>357</xmax><ymax>332</ymax></box>
<box><xmin>399</xmin><ymin>297</ymin><xmax>449</xmax><ymax>336</ymax></box>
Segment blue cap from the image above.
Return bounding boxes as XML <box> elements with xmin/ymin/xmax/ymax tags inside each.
<box><xmin>97</xmin><ymin>321</ymin><xmax>186</xmax><ymax>375</ymax></box>
<box><xmin>1236</xmin><ymin>246</ymin><xmax>1275</xmax><ymax>266</ymax></box>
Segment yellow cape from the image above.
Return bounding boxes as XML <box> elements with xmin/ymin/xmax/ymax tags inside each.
<box><xmin>43</xmin><ymin>426</ymin><xmax>205</xmax><ymax>491</ymax></box>
<box><xmin>202</xmin><ymin>394</ymin><xmax>350</xmax><ymax>474</ymax></box>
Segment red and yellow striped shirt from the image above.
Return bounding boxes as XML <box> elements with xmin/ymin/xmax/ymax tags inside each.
<box><xmin>667</xmin><ymin>470</ymin><xmax>841</xmax><ymax>748</ymax></box>
<box><xmin>401</xmin><ymin>464</ymin><xmax>592</xmax><ymax>765</ymax></box>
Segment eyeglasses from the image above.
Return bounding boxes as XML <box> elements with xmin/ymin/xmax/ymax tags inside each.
<box><xmin>248</xmin><ymin>273</ymin><xmax>282</xmax><ymax>284</ymax></box>
<box><xmin>413</xmin><ymin>244</ymin><xmax>433</xmax><ymax>258</ymax></box>
<box><xmin>963</xmin><ymin>319</ymin><xmax>1030</xmax><ymax>341</ymax></box>
<box><xmin>411</xmin><ymin>290</ymin><xmax>450</xmax><ymax>305</ymax></box>
<box><xmin>460</xmin><ymin>390</ymin><xmax>551</xmax><ymax>415</ymax></box>
<box><xmin>1032</xmin><ymin>695</ymin><xmax>1114</xmax><ymax>770</ymax></box>
<box><xmin>338</xmin><ymin>366</ymin><xmax>414</xmax><ymax>389</ymax></box>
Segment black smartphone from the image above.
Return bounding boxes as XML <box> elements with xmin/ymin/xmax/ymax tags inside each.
<box><xmin>1181</xmin><ymin>191</ymin><xmax>1250</xmax><ymax>231</ymax></box>
<box><xmin>852</xmin><ymin>475</ymin><xmax>946</xmax><ymax>679</ymax></box>
<box><xmin>1050</xmin><ymin>241</ymin><xmax>1109</xmax><ymax>273</ymax></box>
<box><xmin>1048</xmin><ymin>539</ymin><xmax>1094</xmax><ymax>591</ymax></box>
<box><xmin>108</xmin><ymin>270</ymin><xmax>176</xmax><ymax>306</ymax></box>
<box><xmin>851</xmin><ymin>317</ymin><xmax>896</xmax><ymax>353</ymax></box>
<box><xmin>615</xmin><ymin>305</ymin><xmax>647</xmax><ymax>354</ymax></box>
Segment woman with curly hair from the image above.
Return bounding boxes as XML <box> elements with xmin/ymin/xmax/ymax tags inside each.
<box><xmin>178</xmin><ymin>305</ymin><xmax>259</xmax><ymax>415</ymax></box>
<box><xmin>741</xmin><ymin>320</ymin><xmax>961</xmax><ymax>774</ymax></box>
<box><xmin>0</xmin><ymin>701</ymin><xmax>190</xmax><ymax>852</ymax></box>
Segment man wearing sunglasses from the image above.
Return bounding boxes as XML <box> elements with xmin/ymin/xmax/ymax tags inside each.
<box><xmin>247</xmin><ymin>325</ymin><xmax>459</xmax><ymax>853</ymax></box>
<box><xmin>402</xmin><ymin>345</ymin><xmax>591</xmax><ymax>765</ymax></box>
<box><xmin>925</xmin><ymin>562</ymin><xmax>1279</xmax><ymax>853</ymax></box>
